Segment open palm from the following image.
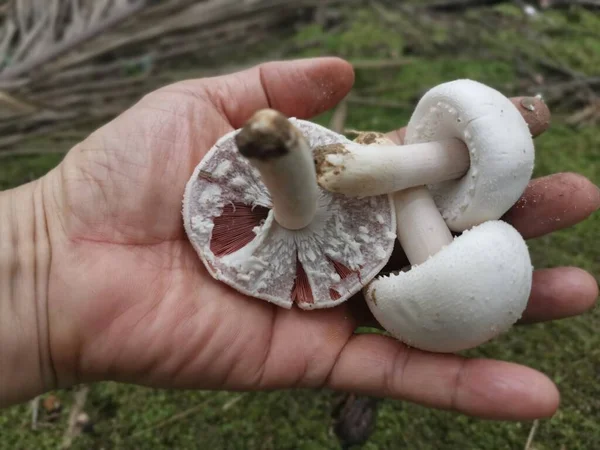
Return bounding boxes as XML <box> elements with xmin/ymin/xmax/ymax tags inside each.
<box><xmin>43</xmin><ymin>57</ymin><xmax>599</xmax><ymax>421</ymax></box>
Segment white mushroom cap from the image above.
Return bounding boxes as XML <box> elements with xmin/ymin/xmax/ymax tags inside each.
<box><xmin>405</xmin><ymin>79</ymin><xmax>535</xmax><ymax>232</ymax></box>
<box><xmin>364</xmin><ymin>220</ymin><xmax>532</xmax><ymax>353</ymax></box>
<box><xmin>183</xmin><ymin>118</ymin><xmax>397</xmax><ymax>310</ymax></box>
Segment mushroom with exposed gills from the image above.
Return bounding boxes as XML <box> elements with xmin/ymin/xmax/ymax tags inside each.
<box><xmin>315</xmin><ymin>80</ymin><xmax>549</xmax><ymax>232</ymax></box>
<box><xmin>182</xmin><ymin>109</ymin><xmax>397</xmax><ymax>310</ymax></box>
<box><xmin>351</xmin><ymin>80</ymin><xmax>541</xmax><ymax>353</ymax></box>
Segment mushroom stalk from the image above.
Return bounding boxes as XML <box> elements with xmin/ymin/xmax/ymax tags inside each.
<box><xmin>350</xmin><ymin>132</ymin><xmax>455</xmax><ymax>266</ymax></box>
<box><xmin>394</xmin><ymin>186</ymin><xmax>454</xmax><ymax>265</ymax></box>
<box><xmin>235</xmin><ymin>109</ymin><xmax>318</xmax><ymax>230</ymax></box>
<box><xmin>315</xmin><ymin>138</ymin><xmax>470</xmax><ymax>197</ymax></box>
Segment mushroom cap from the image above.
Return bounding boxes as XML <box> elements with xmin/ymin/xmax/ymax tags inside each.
<box><xmin>363</xmin><ymin>220</ymin><xmax>532</xmax><ymax>353</ymax></box>
<box><xmin>405</xmin><ymin>79</ymin><xmax>535</xmax><ymax>232</ymax></box>
<box><xmin>183</xmin><ymin>119</ymin><xmax>397</xmax><ymax>310</ymax></box>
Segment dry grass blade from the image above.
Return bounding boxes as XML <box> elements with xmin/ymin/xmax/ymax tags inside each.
<box><xmin>127</xmin><ymin>394</ymin><xmax>246</xmax><ymax>440</ymax></box>
<box><xmin>0</xmin><ymin>0</ymin><xmax>350</xmax><ymax>154</ymax></box>
<box><xmin>89</xmin><ymin>0</ymin><xmax>112</xmax><ymax>26</ymax></box>
<box><xmin>33</xmin><ymin>74</ymin><xmax>151</xmax><ymax>102</ymax></box>
<box><xmin>566</xmin><ymin>100</ymin><xmax>600</xmax><ymax>126</ymax></box>
<box><xmin>0</xmin><ymin>18</ymin><xmax>16</xmax><ymax>62</ymax></box>
<box><xmin>61</xmin><ymin>384</ymin><xmax>90</xmax><ymax>449</ymax></box>
<box><xmin>0</xmin><ymin>90</ymin><xmax>37</xmax><ymax>115</ymax></box>
<box><xmin>524</xmin><ymin>419</ymin><xmax>540</xmax><ymax>450</ymax></box>
<box><xmin>329</xmin><ymin>97</ymin><xmax>348</xmax><ymax>133</ymax></box>
<box><xmin>30</xmin><ymin>395</ymin><xmax>40</xmax><ymax>430</ymax></box>
<box><xmin>221</xmin><ymin>393</ymin><xmax>245</xmax><ymax>411</ymax></box>
<box><xmin>10</xmin><ymin>7</ymin><xmax>50</xmax><ymax>64</ymax></box>
<box><xmin>0</xmin><ymin>0</ymin><xmax>147</xmax><ymax>80</ymax></box>
<box><xmin>126</xmin><ymin>399</ymin><xmax>211</xmax><ymax>440</ymax></box>
<box><xmin>46</xmin><ymin>0</ymin><xmax>331</xmax><ymax>73</ymax></box>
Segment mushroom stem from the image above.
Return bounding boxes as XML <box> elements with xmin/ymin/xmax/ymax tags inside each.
<box><xmin>235</xmin><ymin>109</ymin><xmax>318</xmax><ymax>230</ymax></box>
<box><xmin>355</xmin><ymin>133</ymin><xmax>454</xmax><ymax>266</ymax></box>
<box><xmin>315</xmin><ymin>138</ymin><xmax>470</xmax><ymax>197</ymax></box>
<box><xmin>393</xmin><ymin>186</ymin><xmax>454</xmax><ymax>266</ymax></box>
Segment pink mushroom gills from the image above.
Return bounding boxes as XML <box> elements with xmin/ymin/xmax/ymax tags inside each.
<box><xmin>182</xmin><ymin>109</ymin><xmax>397</xmax><ymax>310</ymax></box>
<box><xmin>316</xmin><ymin>79</ymin><xmax>537</xmax><ymax>353</ymax></box>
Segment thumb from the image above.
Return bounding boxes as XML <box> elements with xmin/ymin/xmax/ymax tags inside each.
<box><xmin>185</xmin><ymin>57</ymin><xmax>355</xmax><ymax>128</ymax></box>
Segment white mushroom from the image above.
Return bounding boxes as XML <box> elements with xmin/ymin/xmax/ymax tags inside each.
<box><xmin>365</xmin><ymin>220</ymin><xmax>532</xmax><ymax>353</ymax></box>
<box><xmin>330</xmin><ymin>80</ymin><xmax>538</xmax><ymax>353</ymax></box>
<box><xmin>355</xmin><ymin>132</ymin><xmax>533</xmax><ymax>353</ymax></box>
<box><xmin>182</xmin><ymin>109</ymin><xmax>397</xmax><ymax>310</ymax></box>
<box><xmin>315</xmin><ymin>79</ymin><xmax>536</xmax><ymax>232</ymax></box>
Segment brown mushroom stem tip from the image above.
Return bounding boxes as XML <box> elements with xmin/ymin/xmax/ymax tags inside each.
<box><xmin>234</xmin><ymin>109</ymin><xmax>319</xmax><ymax>231</ymax></box>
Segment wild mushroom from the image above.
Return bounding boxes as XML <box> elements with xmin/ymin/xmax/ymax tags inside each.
<box><xmin>182</xmin><ymin>109</ymin><xmax>397</xmax><ymax>310</ymax></box>
<box><xmin>366</xmin><ymin>219</ymin><xmax>532</xmax><ymax>353</ymax></box>
<box><xmin>321</xmin><ymin>79</ymin><xmax>540</xmax><ymax>353</ymax></box>
<box><xmin>349</xmin><ymin>131</ymin><xmax>533</xmax><ymax>353</ymax></box>
<box><xmin>315</xmin><ymin>79</ymin><xmax>539</xmax><ymax>231</ymax></box>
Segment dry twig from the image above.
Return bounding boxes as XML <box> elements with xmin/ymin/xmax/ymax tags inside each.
<box><xmin>61</xmin><ymin>384</ymin><xmax>90</xmax><ymax>449</ymax></box>
<box><xmin>566</xmin><ymin>99</ymin><xmax>600</xmax><ymax>126</ymax></box>
<box><xmin>0</xmin><ymin>0</ymin><xmax>348</xmax><ymax>153</ymax></box>
<box><xmin>524</xmin><ymin>419</ymin><xmax>540</xmax><ymax>450</ymax></box>
<box><xmin>127</xmin><ymin>393</ymin><xmax>246</xmax><ymax>440</ymax></box>
<box><xmin>30</xmin><ymin>395</ymin><xmax>40</xmax><ymax>430</ymax></box>
<box><xmin>0</xmin><ymin>0</ymin><xmax>147</xmax><ymax>80</ymax></box>
<box><xmin>329</xmin><ymin>97</ymin><xmax>348</xmax><ymax>133</ymax></box>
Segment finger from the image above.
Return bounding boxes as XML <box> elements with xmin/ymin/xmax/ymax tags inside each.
<box><xmin>511</xmin><ymin>96</ymin><xmax>551</xmax><ymax>137</ymax></box>
<box><xmin>370</xmin><ymin>174</ymin><xmax>599</xmax><ymax>271</ymax></box>
<box><xmin>195</xmin><ymin>57</ymin><xmax>355</xmax><ymax>128</ymax></box>
<box><xmin>503</xmin><ymin>172</ymin><xmax>600</xmax><ymax>239</ymax></box>
<box><xmin>384</xmin><ymin>96</ymin><xmax>550</xmax><ymax>144</ymax></box>
<box><xmin>326</xmin><ymin>334</ymin><xmax>559</xmax><ymax>420</ymax></box>
<box><xmin>518</xmin><ymin>267</ymin><xmax>599</xmax><ymax>324</ymax></box>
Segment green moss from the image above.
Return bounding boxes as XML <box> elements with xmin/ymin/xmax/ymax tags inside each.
<box><xmin>0</xmin><ymin>154</ymin><xmax>65</xmax><ymax>190</ymax></box>
<box><xmin>293</xmin><ymin>9</ymin><xmax>405</xmax><ymax>59</ymax></box>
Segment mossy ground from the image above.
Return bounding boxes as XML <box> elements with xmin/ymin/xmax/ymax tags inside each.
<box><xmin>1</xmin><ymin>4</ymin><xmax>598</xmax><ymax>449</ymax></box>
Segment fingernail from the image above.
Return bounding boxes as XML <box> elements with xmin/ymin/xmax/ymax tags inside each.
<box><xmin>515</xmin><ymin>96</ymin><xmax>551</xmax><ymax>137</ymax></box>
<box><xmin>520</xmin><ymin>97</ymin><xmax>537</xmax><ymax>111</ymax></box>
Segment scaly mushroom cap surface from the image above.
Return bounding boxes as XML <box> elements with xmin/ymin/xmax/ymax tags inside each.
<box><xmin>405</xmin><ymin>79</ymin><xmax>535</xmax><ymax>232</ymax></box>
<box><xmin>364</xmin><ymin>220</ymin><xmax>532</xmax><ymax>353</ymax></box>
<box><xmin>183</xmin><ymin>119</ymin><xmax>397</xmax><ymax>310</ymax></box>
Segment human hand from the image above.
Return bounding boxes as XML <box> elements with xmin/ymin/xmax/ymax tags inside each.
<box><xmin>3</xmin><ymin>57</ymin><xmax>598</xmax><ymax>420</ymax></box>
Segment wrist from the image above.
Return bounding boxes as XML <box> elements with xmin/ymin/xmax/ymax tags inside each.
<box><xmin>0</xmin><ymin>178</ymin><xmax>55</xmax><ymax>407</ymax></box>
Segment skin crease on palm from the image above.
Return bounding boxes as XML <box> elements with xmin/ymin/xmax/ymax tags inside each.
<box><xmin>7</xmin><ymin>57</ymin><xmax>599</xmax><ymax>419</ymax></box>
